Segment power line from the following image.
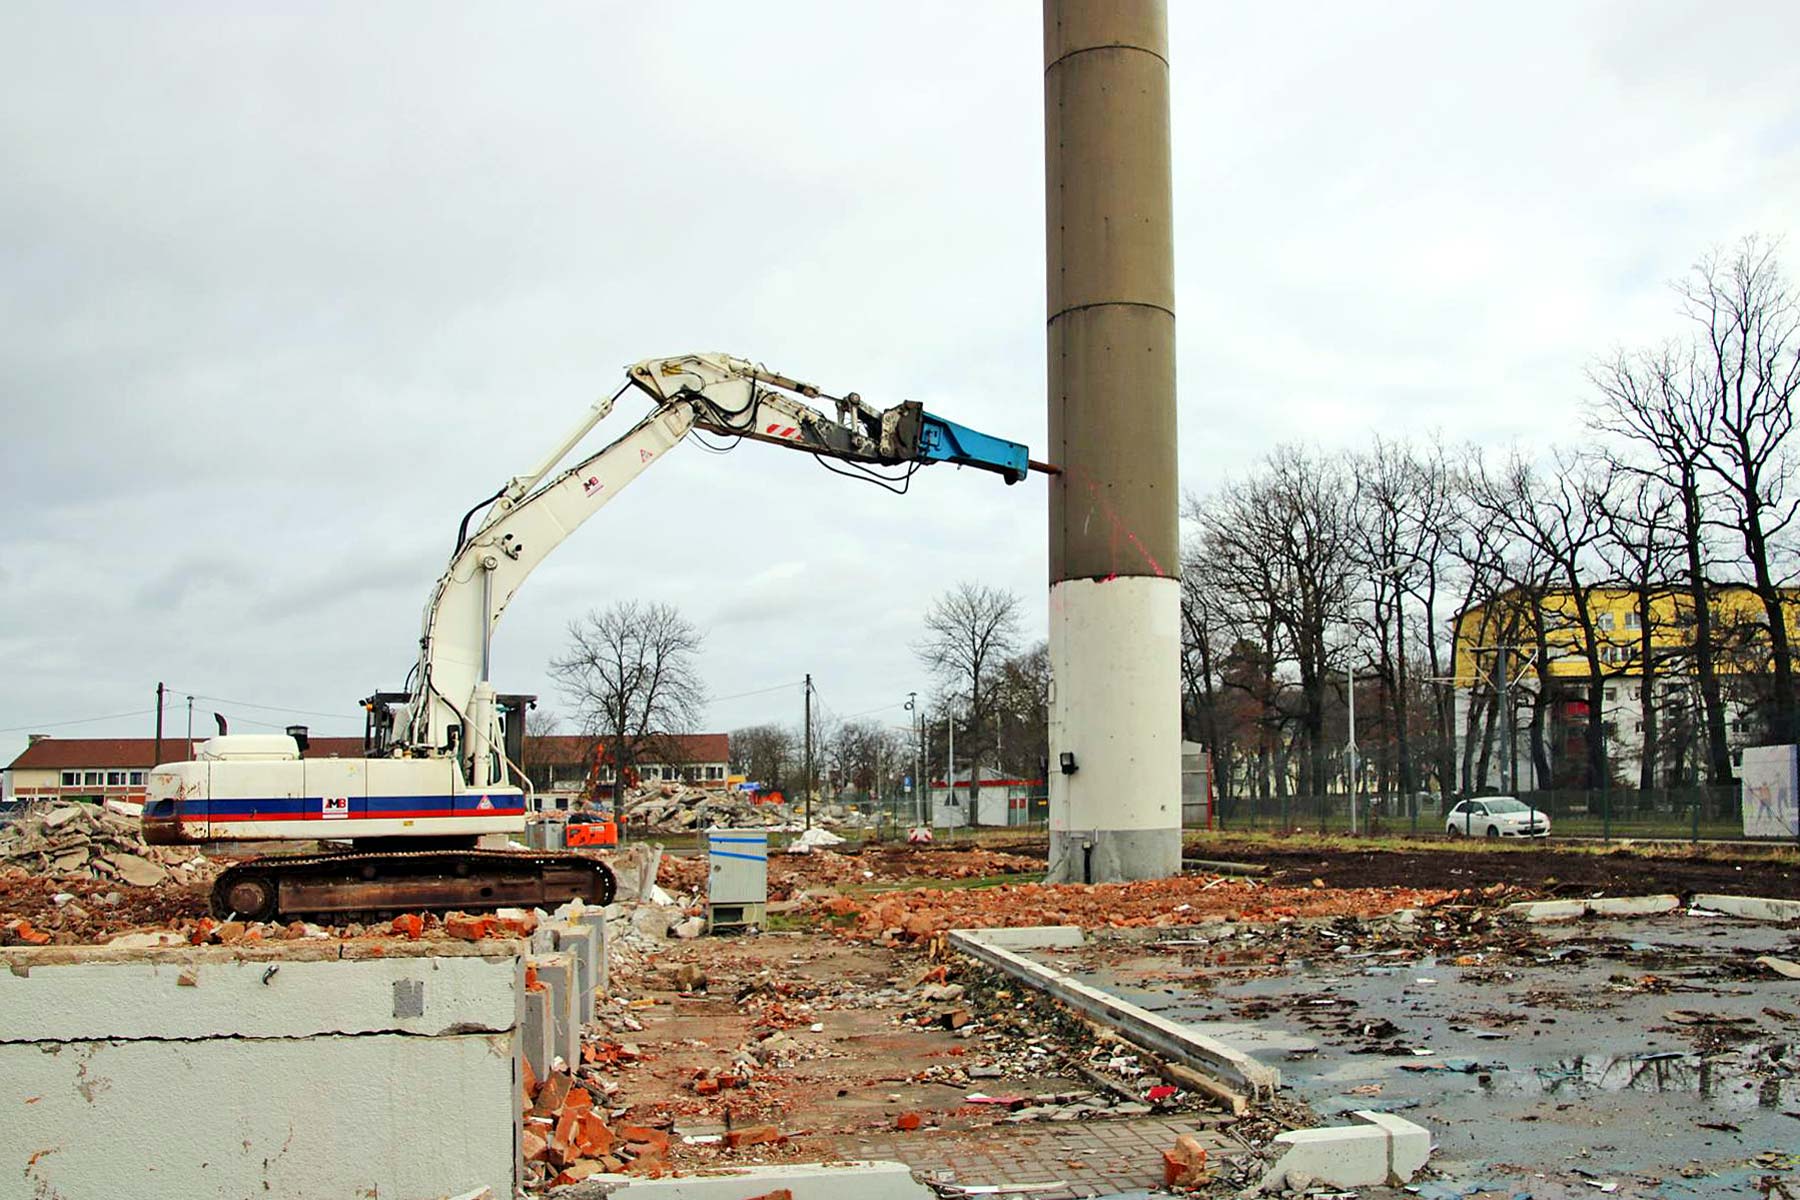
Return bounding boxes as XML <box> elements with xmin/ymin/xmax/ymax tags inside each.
<box><xmin>162</xmin><ymin>688</ymin><xmax>360</xmax><ymax>722</ymax></box>
<box><xmin>702</xmin><ymin>681</ymin><xmax>803</xmax><ymax>706</ymax></box>
<box><xmin>0</xmin><ymin>708</ymin><xmax>156</xmax><ymax>735</ymax></box>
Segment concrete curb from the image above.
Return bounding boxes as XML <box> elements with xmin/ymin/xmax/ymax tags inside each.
<box><xmin>546</xmin><ymin>1160</ymin><xmax>932</xmax><ymax>1198</ymax></box>
<box><xmin>1504</xmin><ymin>895</ymin><xmax>1680</xmax><ymax>922</ymax></box>
<box><xmin>947</xmin><ymin>927</ymin><xmax>1279</xmax><ymax>1097</ymax></box>
<box><xmin>1505</xmin><ymin>893</ymin><xmax>1800</xmax><ymax>923</ymax></box>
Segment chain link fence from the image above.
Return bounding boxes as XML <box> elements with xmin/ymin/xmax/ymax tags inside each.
<box><xmin>1203</xmin><ymin>784</ymin><xmax>1772</xmax><ymax>842</ymax></box>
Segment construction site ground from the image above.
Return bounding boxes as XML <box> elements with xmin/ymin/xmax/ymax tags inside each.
<box><xmin>7</xmin><ymin>812</ymin><xmax>1800</xmax><ymax>1198</ymax></box>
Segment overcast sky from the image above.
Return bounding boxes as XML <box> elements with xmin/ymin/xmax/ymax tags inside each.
<box><xmin>3</xmin><ymin>2</ymin><xmax>1797</xmax><ymax>767</ymax></box>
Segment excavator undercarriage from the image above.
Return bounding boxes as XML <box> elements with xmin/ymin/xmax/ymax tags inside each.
<box><xmin>209</xmin><ymin>848</ymin><xmax>616</xmax><ymax>922</ymax></box>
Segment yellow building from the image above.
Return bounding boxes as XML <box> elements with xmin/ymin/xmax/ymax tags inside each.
<box><xmin>1451</xmin><ymin>583</ymin><xmax>1800</xmax><ymax>791</ymax></box>
<box><xmin>1453</xmin><ymin>583</ymin><xmax>1800</xmax><ymax>686</ymax></box>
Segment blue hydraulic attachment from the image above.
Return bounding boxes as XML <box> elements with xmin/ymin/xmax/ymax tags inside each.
<box><xmin>917</xmin><ymin>412</ymin><xmax>1044</xmax><ymax>484</ymax></box>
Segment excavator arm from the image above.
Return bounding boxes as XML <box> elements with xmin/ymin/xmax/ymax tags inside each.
<box><xmin>389</xmin><ymin>353</ymin><xmax>1045</xmax><ymax>786</ymax></box>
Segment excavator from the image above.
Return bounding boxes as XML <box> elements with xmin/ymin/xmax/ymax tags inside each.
<box><xmin>142</xmin><ymin>353</ymin><xmax>1049</xmax><ymax>921</ymax></box>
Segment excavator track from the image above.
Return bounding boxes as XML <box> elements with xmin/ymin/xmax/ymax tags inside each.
<box><xmin>209</xmin><ymin>848</ymin><xmax>617</xmax><ymax>922</ymax></box>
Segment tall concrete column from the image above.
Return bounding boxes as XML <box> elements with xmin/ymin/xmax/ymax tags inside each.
<box><xmin>1043</xmin><ymin>0</ymin><xmax>1181</xmax><ymax>883</ymax></box>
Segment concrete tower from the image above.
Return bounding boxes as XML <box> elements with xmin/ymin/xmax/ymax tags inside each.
<box><xmin>1043</xmin><ymin>0</ymin><xmax>1181</xmax><ymax>883</ymax></box>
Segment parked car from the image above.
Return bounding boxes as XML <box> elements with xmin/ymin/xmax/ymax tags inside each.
<box><xmin>1444</xmin><ymin>796</ymin><xmax>1550</xmax><ymax>838</ymax></box>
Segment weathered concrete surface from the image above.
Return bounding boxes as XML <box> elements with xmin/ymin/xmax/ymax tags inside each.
<box><xmin>549</xmin><ymin>1160</ymin><xmax>932</xmax><ymax>1199</ymax></box>
<box><xmin>967</xmin><ymin>924</ymin><xmax>1085</xmax><ymax>950</ymax></box>
<box><xmin>949</xmin><ymin>927</ymin><xmax>1278</xmax><ymax>1096</ymax></box>
<box><xmin>0</xmin><ymin>940</ymin><xmax>523</xmax><ymax>1200</ymax></box>
<box><xmin>1691</xmin><ymin>893</ymin><xmax>1800</xmax><ymax>922</ymax></box>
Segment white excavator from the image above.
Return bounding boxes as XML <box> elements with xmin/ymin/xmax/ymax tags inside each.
<box><xmin>143</xmin><ymin>353</ymin><xmax>1048</xmax><ymax>920</ymax></box>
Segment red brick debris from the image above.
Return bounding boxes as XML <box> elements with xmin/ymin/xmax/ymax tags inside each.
<box><xmin>813</xmin><ymin>875</ymin><xmax>1461</xmax><ymax>943</ymax></box>
<box><xmin>657</xmin><ymin>846</ymin><xmax>1043</xmax><ymax>901</ymax></box>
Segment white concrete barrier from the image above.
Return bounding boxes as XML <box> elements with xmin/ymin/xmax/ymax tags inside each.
<box><xmin>1256</xmin><ymin>1110</ymin><xmax>1432</xmax><ymax>1191</ymax></box>
<box><xmin>1691</xmin><ymin>894</ymin><xmax>1800</xmax><ymax>922</ymax></box>
<box><xmin>948</xmin><ymin>927</ymin><xmax>1279</xmax><ymax>1097</ymax></box>
<box><xmin>1</xmin><ymin>939</ymin><xmax>526</xmax><ymax>1200</ymax></box>
<box><xmin>1505</xmin><ymin>895</ymin><xmax>1680</xmax><ymax>922</ymax></box>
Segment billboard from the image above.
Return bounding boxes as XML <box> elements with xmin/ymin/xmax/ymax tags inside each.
<box><xmin>1741</xmin><ymin>744</ymin><xmax>1800</xmax><ymax>839</ymax></box>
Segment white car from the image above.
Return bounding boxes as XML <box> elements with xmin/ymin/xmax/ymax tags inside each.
<box><xmin>1444</xmin><ymin>796</ymin><xmax>1550</xmax><ymax>838</ymax></box>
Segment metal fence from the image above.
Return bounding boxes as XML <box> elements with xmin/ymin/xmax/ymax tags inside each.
<box><xmin>1205</xmin><ymin>784</ymin><xmax>1776</xmax><ymax>842</ymax></box>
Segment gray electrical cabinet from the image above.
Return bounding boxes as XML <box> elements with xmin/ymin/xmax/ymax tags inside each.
<box><xmin>706</xmin><ymin>827</ymin><xmax>768</xmax><ymax>933</ymax></box>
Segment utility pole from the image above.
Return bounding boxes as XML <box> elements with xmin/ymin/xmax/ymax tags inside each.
<box><xmin>1496</xmin><ymin>646</ymin><xmax>1511</xmax><ymax>796</ymax></box>
<box><xmin>1347</xmin><ymin>665</ymin><xmax>1359</xmax><ymax>836</ymax></box>
<box><xmin>802</xmin><ymin>673</ymin><xmax>814</xmax><ymax>832</ymax></box>
<box><xmin>185</xmin><ymin>695</ymin><xmax>195</xmax><ymax>760</ymax></box>
<box><xmin>946</xmin><ymin>707</ymin><xmax>955</xmax><ymax>824</ymax></box>
<box><xmin>904</xmin><ymin>691</ymin><xmax>919</xmax><ymax>827</ymax></box>
<box><xmin>154</xmin><ymin>682</ymin><xmax>165</xmax><ymax>766</ymax></box>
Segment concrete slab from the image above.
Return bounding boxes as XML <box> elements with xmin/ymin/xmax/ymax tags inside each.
<box><xmin>1691</xmin><ymin>893</ymin><xmax>1800</xmax><ymax>922</ymax></box>
<box><xmin>0</xmin><ymin>938</ymin><xmax>521</xmax><ymax>1040</ymax></box>
<box><xmin>949</xmin><ymin>928</ymin><xmax>1278</xmax><ymax>1097</ymax></box>
<box><xmin>1</xmin><ymin>941</ymin><xmax>523</xmax><ymax>1199</ymax></box>
<box><xmin>550</xmin><ymin>1160</ymin><xmax>931</xmax><ymax>1199</ymax></box>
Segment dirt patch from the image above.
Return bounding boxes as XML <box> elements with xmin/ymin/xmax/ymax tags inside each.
<box><xmin>1186</xmin><ymin>837</ymin><xmax>1800</xmax><ymax>899</ymax></box>
<box><xmin>811</xmin><ymin>874</ymin><xmax>1465</xmax><ymax>943</ymax></box>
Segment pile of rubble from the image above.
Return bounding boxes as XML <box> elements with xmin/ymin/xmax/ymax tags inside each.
<box><xmin>0</xmin><ymin>800</ymin><xmax>211</xmax><ymax>889</ymax></box>
<box><xmin>621</xmin><ymin>784</ymin><xmax>878</xmax><ymax>833</ymax></box>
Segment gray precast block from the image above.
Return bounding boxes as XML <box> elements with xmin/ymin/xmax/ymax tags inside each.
<box><xmin>527</xmin><ymin>951</ymin><xmax>579</xmax><ymax>1068</ymax></box>
<box><xmin>548</xmin><ymin>922</ymin><xmax>601</xmax><ymax>1022</ymax></box>
<box><xmin>520</xmin><ymin>984</ymin><xmax>554</xmax><ymax>1083</ymax></box>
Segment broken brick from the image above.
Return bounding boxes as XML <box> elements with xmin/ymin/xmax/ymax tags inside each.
<box><xmin>575</xmin><ymin>1112</ymin><xmax>614</xmax><ymax>1158</ymax></box>
<box><xmin>390</xmin><ymin>913</ymin><xmax>424</xmax><ymax>940</ymax></box>
<box><xmin>521</xmin><ymin>1129</ymin><xmax>548</xmax><ymax>1163</ymax></box>
<box><xmin>532</xmin><ymin>1071</ymin><xmax>572</xmax><ymax>1117</ymax></box>
<box><xmin>894</xmin><ymin>1111</ymin><xmax>923</xmax><ymax>1131</ymax></box>
<box><xmin>1162</xmin><ymin>1134</ymin><xmax>1210</xmax><ymax>1188</ymax></box>
<box><xmin>723</xmin><ymin>1124</ymin><xmax>782</xmax><ymax>1149</ymax></box>
<box><xmin>620</xmin><ymin>1125</ymin><xmax>671</xmax><ymax>1156</ymax></box>
<box><xmin>444</xmin><ymin>912</ymin><xmax>494</xmax><ymax>941</ymax></box>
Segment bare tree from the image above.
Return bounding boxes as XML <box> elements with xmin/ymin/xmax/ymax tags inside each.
<box><xmin>827</xmin><ymin>718</ymin><xmax>892</xmax><ymax>799</ymax></box>
<box><xmin>729</xmin><ymin>723</ymin><xmax>798</xmax><ymax>793</ymax></box>
<box><xmin>1469</xmin><ymin>449</ymin><xmax>1619</xmax><ymax>790</ymax></box>
<box><xmin>1684</xmin><ymin>238</ymin><xmax>1800</xmax><ymax>744</ymax></box>
<box><xmin>1589</xmin><ymin>342</ymin><xmax>1735</xmax><ymax>782</ymax></box>
<box><xmin>523</xmin><ymin>707</ymin><xmax>563</xmax><ymax>736</ymax></box>
<box><xmin>914</xmin><ymin>582</ymin><xmax>1022</xmax><ymax>798</ymax></box>
<box><xmin>1196</xmin><ymin>447</ymin><xmax>1357</xmax><ymax>802</ymax></box>
<box><xmin>991</xmin><ymin>641</ymin><xmax>1050</xmax><ymax>782</ymax></box>
<box><xmin>549</xmin><ymin>600</ymin><xmax>706</xmax><ymax>817</ymax></box>
<box><xmin>1593</xmin><ymin>466</ymin><xmax>1687</xmax><ymax>790</ymax></box>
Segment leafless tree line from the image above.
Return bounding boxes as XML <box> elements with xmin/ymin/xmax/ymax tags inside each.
<box><xmin>1183</xmin><ymin>237</ymin><xmax>1800</xmax><ymax>804</ymax></box>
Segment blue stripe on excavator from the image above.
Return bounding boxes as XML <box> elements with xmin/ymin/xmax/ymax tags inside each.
<box><xmin>918</xmin><ymin>413</ymin><xmax>1030</xmax><ymax>484</ymax></box>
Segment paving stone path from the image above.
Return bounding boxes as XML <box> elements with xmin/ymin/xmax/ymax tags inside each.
<box><xmin>835</xmin><ymin>1116</ymin><xmax>1239</xmax><ymax>1198</ymax></box>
